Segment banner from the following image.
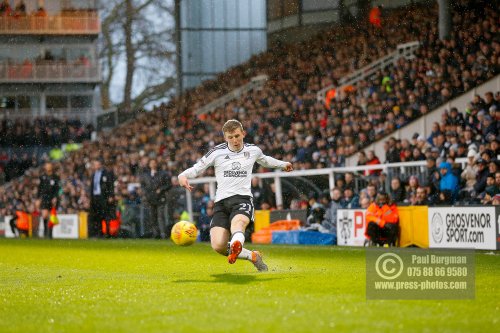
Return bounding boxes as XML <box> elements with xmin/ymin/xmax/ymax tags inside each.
<box><xmin>254</xmin><ymin>210</ymin><xmax>270</xmax><ymax>232</ymax></box>
<box><xmin>428</xmin><ymin>207</ymin><xmax>497</xmax><ymax>250</ymax></box>
<box><xmin>52</xmin><ymin>214</ymin><xmax>79</xmax><ymax>239</ymax></box>
<box><xmin>336</xmin><ymin>209</ymin><xmax>367</xmax><ymax>246</ymax></box>
<box><xmin>398</xmin><ymin>206</ymin><xmax>429</xmax><ymax>248</ymax></box>
<box><xmin>0</xmin><ymin>216</ymin><xmax>6</xmax><ymax>237</ymax></box>
<box><xmin>497</xmin><ymin>206</ymin><xmax>500</xmax><ymax>250</ymax></box>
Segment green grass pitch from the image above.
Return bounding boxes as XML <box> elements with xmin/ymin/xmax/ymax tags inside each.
<box><xmin>0</xmin><ymin>239</ymin><xmax>498</xmax><ymax>333</ymax></box>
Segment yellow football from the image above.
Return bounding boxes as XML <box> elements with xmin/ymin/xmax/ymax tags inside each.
<box><xmin>171</xmin><ymin>221</ymin><xmax>198</xmax><ymax>246</ymax></box>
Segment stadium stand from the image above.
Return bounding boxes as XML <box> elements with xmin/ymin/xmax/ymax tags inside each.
<box><xmin>0</xmin><ymin>117</ymin><xmax>93</xmax><ymax>181</ymax></box>
<box><xmin>0</xmin><ymin>1</ymin><xmax>498</xmax><ymax>234</ymax></box>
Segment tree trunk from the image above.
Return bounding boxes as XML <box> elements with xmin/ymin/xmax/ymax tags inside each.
<box><xmin>100</xmin><ymin>25</ymin><xmax>114</xmax><ymax>110</ymax></box>
<box><xmin>123</xmin><ymin>0</ymin><xmax>135</xmax><ymax>113</ymax></box>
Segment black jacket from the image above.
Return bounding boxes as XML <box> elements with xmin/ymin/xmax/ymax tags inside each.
<box><xmin>90</xmin><ymin>169</ymin><xmax>115</xmax><ymax>202</ymax></box>
<box><xmin>473</xmin><ymin>167</ymin><xmax>489</xmax><ymax>194</ymax></box>
<box><xmin>38</xmin><ymin>173</ymin><xmax>59</xmax><ymax>202</ymax></box>
<box><xmin>140</xmin><ymin>169</ymin><xmax>170</xmax><ymax>205</ymax></box>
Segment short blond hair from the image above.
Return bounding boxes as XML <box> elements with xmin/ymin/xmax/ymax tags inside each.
<box><xmin>222</xmin><ymin>119</ymin><xmax>243</xmax><ymax>133</ymax></box>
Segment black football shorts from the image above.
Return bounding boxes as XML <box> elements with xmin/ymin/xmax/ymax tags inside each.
<box><xmin>210</xmin><ymin>195</ymin><xmax>255</xmax><ymax>230</ymax></box>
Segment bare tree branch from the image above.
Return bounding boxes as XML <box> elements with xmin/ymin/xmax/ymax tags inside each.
<box><xmin>99</xmin><ymin>0</ymin><xmax>175</xmax><ymax>111</ymax></box>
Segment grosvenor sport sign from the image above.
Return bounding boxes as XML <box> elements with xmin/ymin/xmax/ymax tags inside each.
<box><xmin>428</xmin><ymin>207</ymin><xmax>497</xmax><ymax>250</ymax></box>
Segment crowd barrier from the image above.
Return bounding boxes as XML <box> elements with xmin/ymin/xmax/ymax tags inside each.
<box><xmin>0</xmin><ymin>213</ymin><xmax>87</xmax><ymax>239</ymax></box>
<box><xmin>0</xmin><ymin>203</ymin><xmax>164</xmax><ymax>239</ymax></box>
<box><xmin>337</xmin><ymin>206</ymin><xmax>500</xmax><ymax>250</ymax></box>
<box><xmin>2</xmin><ymin>206</ymin><xmax>499</xmax><ymax>250</ymax></box>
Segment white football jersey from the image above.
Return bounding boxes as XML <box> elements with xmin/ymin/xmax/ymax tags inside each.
<box><xmin>179</xmin><ymin>143</ymin><xmax>288</xmax><ymax>202</ymax></box>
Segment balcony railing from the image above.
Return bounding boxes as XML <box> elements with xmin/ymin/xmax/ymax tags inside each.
<box><xmin>0</xmin><ymin>63</ymin><xmax>101</xmax><ymax>83</ymax></box>
<box><xmin>0</xmin><ymin>15</ymin><xmax>100</xmax><ymax>35</ymax></box>
<box><xmin>0</xmin><ymin>108</ymin><xmax>98</xmax><ymax>124</ymax></box>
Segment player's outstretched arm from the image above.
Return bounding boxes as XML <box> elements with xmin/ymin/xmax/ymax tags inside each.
<box><xmin>178</xmin><ymin>150</ymin><xmax>215</xmax><ymax>192</ymax></box>
<box><xmin>178</xmin><ymin>174</ymin><xmax>194</xmax><ymax>192</ymax></box>
<box><xmin>256</xmin><ymin>147</ymin><xmax>294</xmax><ymax>172</ymax></box>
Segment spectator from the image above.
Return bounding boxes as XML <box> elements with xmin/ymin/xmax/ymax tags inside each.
<box><xmin>405</xmin><ymin>175</ymin><xmax>419</xmax><ymax>203</ymax></box>
<box><xmin>261</xmin><ymin>182</ymin><xmax>278</xmax><ymax>210</ymax></box>
<box><xmin>376</xmin><ymin>172</ymin><xmax>390</xmax><ymax>194</ymax></box>
<box><xmin>14</xmin><ymin>1</ymin><xmax>26</xmax><ymax>16</ymax></box>
<box><xmin>334</xmin><ymin>175</ymin><xmax>346</xmax><ymax>192</ymax></box>
<box><xmin>357</xmin><ymin>151</ymin><xmax>367</xmax><ymax>173</ymax></box>
<box><xmin>389</xmin><ymin>176</ymin><xmax>406</xmax><ymax>204</ymax></box>
<box><xmin>385</xmin><ymin>137</ymin><xmax>401</xmax><ymax>164</ymax></box>
<box><xmin>365</xmin><ymin>150</ymin><xmax>382</xmax><ymax>176</ymax></box>
<box><xmin>414</xmin><ymin>186</ymin><xmax>429</xmax><ymax>205</ymax></box>
<box><xmin>344</xmin><ymin>172</ymin><xmax>356</xmax><ymax>190</ymax></box>
<box><xmin>423</xmin><ymin>157</ymin><xmax>440</xmax><ymax>194</ymax></box>
<box><xmin>341</xmin><ymin>186</ymin><xmax>360</xmax><ymax>209</ymax></box>
<box><xmin>473</xmin><ymin>158</ymin><xmax>489</xmax><ymax>196</ymax></box>
<box><xmin>488</xmin><ymin>159</ymin><xmax>498</xmax><ymax>175</ymax></box>
<box><xmin>0</xmin><ymin>0</ymin><xmax>11</xmax><ymax>16</ymax></box>
<box><xmin>436</xmin><ymin>190</ymin><xmax>453</xmax><ymax>206</ymax></box>
<box><xmin>198</xmin><ymin>199</ymin><xmax>214</xmax><ymax>242</ymax></box>
<box><xmin>360</xmin><ymin>196</ymin><xmax>371</xmax><ymax>209</ymax></box>
<box><xmin>439</xmin><ymin>162</ymin><xmax>459</xmax><ymax>203</ymax></box>
<box><xmin>364</xmin><ymin>184</ymin><xmax>378</xmax><ymax>203</ymax></box>
<box><xmin>461</xmin><ymin>149</ymin><xmax>478</xmax><ymax>197</ymax></box>
<box><xmin>427</xmin><ymin>122</ymin><xmax>442</xmax><ymax>146</ymax></box>
<box><xmin>140</xmin><ymin>158</ymin><xmax>170</xmax><ymax>239</ymax></box>
<box><xmin>447</xmin><ymin>107</ymin><xmax>465</xmax><ymax>127</ymax></box>
<box><xmin>35</xmin><ymin>6</ymin><xmax>47</xmax><ymax>17</ymax></box>
<box><xmin>321</xmin><ymin>188</ymin><xmax>342</xmax><ymax>234</ymax></box>
<box><xmin>250</xmin><ymin>177</ymin><xmax>264</xmax><ymax>209</ymax></box>
<box><xmin>88</xmin><ymin>158</ymin><xmax>115</xmax><ymax>238</ymax></box>
<box><xmin>411</xmin><ymin>146</ymin><xmax>426</xmax><ymax>161</ymax></box>
<box><xmin>481</xmin><ymin>173</ymin><xmax>499</xmax><ymax>204</ymax></box>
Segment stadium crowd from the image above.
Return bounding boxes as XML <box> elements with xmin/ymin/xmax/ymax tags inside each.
<box><xmin>0</xmin><ymin>117</ymin><xmax>93</xmax><ymax>147</ymax></box>
<box><xmin>0</xmin><ymin>117</ymin><xmax>93</xmax><ymax>182</ymax></box>
<box><xmin>0</xmin><ymin>1</ymin><xmax>499</xmax><ymax>237</ymax></box>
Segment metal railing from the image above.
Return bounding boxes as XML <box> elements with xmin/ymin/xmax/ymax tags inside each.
<box><xmin>0</xmin><ymin>15</ymin><xmax>100</xmax><ymax>34</ymax></box>
<box><xmin>0</xmin><ymin>63</ymin><xmax>101</xmax><ymax>83</ymax></box>
<box><xmin>95</xmin><ymin>107</ymin><xmax>145</xmax><ymax>131</ymax></box>
<box><xmin>196</xmin><ymin>74</ymin><xmax>269</xmax><ymax>115</ymax></box>
<box><xmin>185</xmin><ymin>158</ymin><xmax>468</xmax><ymax>220</ymax></box>
<box><xmin>316</xmin><ymin>41</ymin><xmax>420</xmax><ymax>104</ymax></box>
<box><xmin>0</xmin><ymin>108</ymin><xmax>97</xmax><ymax>124</ymax></box>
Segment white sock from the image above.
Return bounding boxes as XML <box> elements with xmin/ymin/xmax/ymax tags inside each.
<box><xmin>230</xmin><ymin>231</ymin><xmax>245</xmax><ymax>247</ymax></box>
<box><xmin>238</xmin><ymin>248</ymin><xmax>253</xmax><ymax>261</ymax></box>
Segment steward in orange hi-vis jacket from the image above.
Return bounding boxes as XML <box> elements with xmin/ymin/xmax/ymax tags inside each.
<box><xmin>369</xmin><ymin>6</ymin><xmax>382</xmax><ymax>28</ymax></box>
<box><xmin>365</xmin><ymin>193</ymin><xmax>399</xmax><ymax>246</ymax></box>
